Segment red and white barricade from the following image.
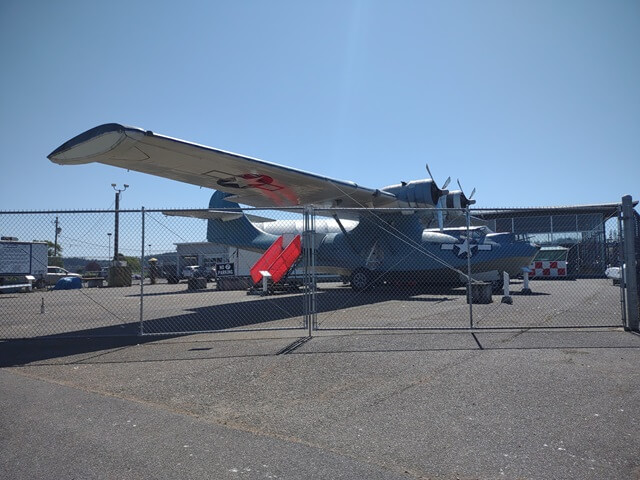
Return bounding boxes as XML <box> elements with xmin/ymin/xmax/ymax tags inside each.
<box><xmin>528</xmin><ymin>260</ymin><xmax>567</xmax><ymax>278</ymax></box>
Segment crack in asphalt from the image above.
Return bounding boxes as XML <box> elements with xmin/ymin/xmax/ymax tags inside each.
<box><xmin>5</xmin><ymin>368</ymin><xmax>435</xmax><ymax>479</ymax></box>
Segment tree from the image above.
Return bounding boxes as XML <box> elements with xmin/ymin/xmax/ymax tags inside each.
<box><xmin>33</xmin><ymin>239</ymin><xmax>63</xmax><ymax>257</ymax></box>
<box><xmin>48</xmin><ymin>256</ymin><xmax>64</xmax><ymax>267</ymax></box>
<box><xmin>85</xmin><ymin>260</ymin><xmax>101</xmax><ymax>273</ymax></box>
<box><xmin>116</xmin><ymin>253</ymin><xmax>141</xmax><ymax>273</ymax></box>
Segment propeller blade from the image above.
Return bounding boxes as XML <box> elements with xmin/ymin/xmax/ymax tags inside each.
<box><xmin>469</xmin><ymin>187</ymin><xmax>476</xmax><ymax>200</ymax></box>
<box><xmin>425</xmin><ymin>163</ymin><xmax>434</xmax><ymax>181</ymax></box>
<box><xmin>442</xmin><ymin>176</ymin><xmax>451</xmax><ymax>190</ymax></box>
<box><xmin>456</xmin><ymin>178</ymin><xmax>464</xmax><ymax>192</ymax></box>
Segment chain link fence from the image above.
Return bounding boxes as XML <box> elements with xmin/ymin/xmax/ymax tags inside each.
<box><xmin>0</xmin><ymin>204</ymin><xmax>627</xmax><ymax>339</ymax></box>
<box><xmin>139</xmin><ymin>208</ymin><xmax>308</xmax><ymax>334</ymax></box>
<box><xmin>1</xmin><ymin>210</ymin><xmax>144</xmax><ymax>338</ymax></box>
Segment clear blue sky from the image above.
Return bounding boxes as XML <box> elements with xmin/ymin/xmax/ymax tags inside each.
<box><xmin>1</xmin><ymin>0</ymin><xmax>639</xmax><ymax>212</ymax></box>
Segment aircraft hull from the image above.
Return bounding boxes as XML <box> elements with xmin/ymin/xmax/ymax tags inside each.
<box><xmin>315</xmin><ymin>237</ymin><xmax>538</xmax><ymax>284</ymax></box>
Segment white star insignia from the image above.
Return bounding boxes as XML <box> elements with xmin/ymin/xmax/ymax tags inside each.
<box><xmin>440</xmin><ymin>239</ymin><xmax>492</xmax><ymax>258</ymax></box>
<box><xmin>455</xmin><ymin>238</ymin><xmax>471</xmax><ymax>257</ymax></box>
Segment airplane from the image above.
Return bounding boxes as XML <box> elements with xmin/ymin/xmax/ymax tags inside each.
<box><xmin>48</xmin><ymin>123</ymin><xmax>539</xmax><ymax>291</ymax></box>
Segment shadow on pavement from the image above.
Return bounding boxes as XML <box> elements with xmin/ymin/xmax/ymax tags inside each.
<box><xmin>1</xmin><ymin>286</ymin><xmax>463</xmax><ymax>367</ymax></box>
<box><xmin>2</xmin><ymin>328</ymin><xmax>638</xmax><ymax>368</ymax></box>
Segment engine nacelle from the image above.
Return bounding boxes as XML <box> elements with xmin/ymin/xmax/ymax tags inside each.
<box><xmin>444</xmin><ymin>190</ymin><xmax>475</xmax><ymax>210</ymax></box>
<box><xmin>381</xmin><ymin>179</ymin><xmax>446</xmax><ymax>208</ymax></box>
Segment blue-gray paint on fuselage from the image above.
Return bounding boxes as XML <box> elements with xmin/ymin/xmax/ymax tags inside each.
<box><xmin>206</xmin><ymin>191</ymin><xmax>539</xmax><ymax>282</ymax></box>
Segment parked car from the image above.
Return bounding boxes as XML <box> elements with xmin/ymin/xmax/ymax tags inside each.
<box><xmin>181</xmin><ymin>265</ymin><xmax>200</xmax><ymax>279</ymax></box>
<box><xmin>605</xmin><ymin>265</ymin><xmax>623</xmax><ymax>285</ymax></box>
<box><xmin>194</xmin><ymin>266</ymin><xmax>216</xmax><ymax>281</ymax></box>
<box><xmin>45</xmin><ymin>266</ymin><xmax>82</xmax><ymax>286</ymax></box>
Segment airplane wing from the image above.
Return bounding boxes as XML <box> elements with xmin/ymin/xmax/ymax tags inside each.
<box><xmin>48</xmin><ymin>123</ymin><xmax>398</xmax><ymax>209</ymax></box>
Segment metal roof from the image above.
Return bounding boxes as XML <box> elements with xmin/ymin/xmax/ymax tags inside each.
<box><xmin>472</xmin><ymin>202</ymin><xmax>636</xmax><ymax>220</ymax></box>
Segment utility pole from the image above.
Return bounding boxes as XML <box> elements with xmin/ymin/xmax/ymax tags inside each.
<box><xmin>53</xmin><ymin>216</ymin><xmax>61</xmax><ymax>256</ymax></box>
<box><xmin>111</xmin><ymin>184</ymin><xmax>129</xmax><ymax>264</ymax></box>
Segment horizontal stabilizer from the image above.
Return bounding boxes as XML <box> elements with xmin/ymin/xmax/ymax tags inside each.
<box><xmin>163</xmin><ymin>209</ymin><xmax>275</xmax><ymax>223</ymax></box>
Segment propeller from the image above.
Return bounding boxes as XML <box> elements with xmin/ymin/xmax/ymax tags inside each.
<box><xmin>456</xmin><ymin>179</ymin><xmax>476</xmax><ymax>206</ymax></box>
<box><xmin>426</xmin><ymin>164</ymin><xmax>451</xmax><ymax>191</ymax></box>
<box><xmin>426</xmin><ymin>164</ymin><xmax>451</xmax><ymax>231</ymax></box>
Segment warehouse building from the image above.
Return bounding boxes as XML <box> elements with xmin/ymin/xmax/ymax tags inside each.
<box><xmin>475</xmin><ymin>203</ymin><xmax>630</xmax><ymax>277</ymax></box>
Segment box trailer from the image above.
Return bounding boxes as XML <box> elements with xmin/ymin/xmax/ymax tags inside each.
<box><xmin>0</xmin><ymin>240</ymin><xmax>48</xmax><ymax>289</ymax></box>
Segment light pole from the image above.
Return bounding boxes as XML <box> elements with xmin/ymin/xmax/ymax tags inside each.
<box><xmin>111</xmin><ymin>183</ymin><xmax>128</xmax><ymax>263</ymax></box>
<box><xmin>107</xmin><ymin>232</ymin><xmax>112</xmax><ymax>263</ymax></box>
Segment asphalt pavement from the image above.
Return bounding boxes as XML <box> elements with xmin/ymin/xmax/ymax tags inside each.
<box><xmin>1</xmin><ymin>329</ymin><xmax>639</xmax><ymax>479</ymax></box>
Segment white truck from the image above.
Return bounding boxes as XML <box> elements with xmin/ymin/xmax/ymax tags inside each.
<box><xmin>0</xmin><ymin>239</ymin><xmax>48</xmax><ymax>290</ymax></box>
<box><xmin>44</xmin><ymin>266</ymin><xmax>82</xmax><ymax>286</ymax></box>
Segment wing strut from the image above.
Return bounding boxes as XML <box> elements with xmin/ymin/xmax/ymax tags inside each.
<box><xmin>332</xmin><ymin>214</ymin><xmax>359</xmax><ymax>254</ymax></box>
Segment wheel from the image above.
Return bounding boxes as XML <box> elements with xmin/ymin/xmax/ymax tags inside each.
<box><xmin>350</xmin><ymin>268</ymin><xmax>371</xmax><ymax>292</ymax></box>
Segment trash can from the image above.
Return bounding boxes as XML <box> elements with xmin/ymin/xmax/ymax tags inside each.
<box><xmin>467</xmin><ymin>282</ymin><xmax>493</xmax><ymax>304</ymax></box>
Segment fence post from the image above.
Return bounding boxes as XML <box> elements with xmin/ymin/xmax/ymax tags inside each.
<box><xmin>303</xmin><ymin>206</ymin><xmax>317</xmax><ymax>335</ymax></box>
<box><xmin>621</xmin><ymin>195</ymin><xmax>639</xmax><ymax>331</ymax></box>
<box><xmin>617</xmin><ymin>205</ymin><xmax>626</xmax><ymax>326</ymax></box>
<box><xmin>466</xmin><ymin>206</ymin><xmax>474</xmax><ymax>329</ymax></box>
<box><xmin>139</xmin><ymin>207</ymin><xmax>145</xmax><ymax>336</ymax></box>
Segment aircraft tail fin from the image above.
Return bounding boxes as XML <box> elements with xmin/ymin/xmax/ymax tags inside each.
<box><xmin>206</xmin><ymin>191</ymin><xmax>275</xmax><ymax>250</ymax></box>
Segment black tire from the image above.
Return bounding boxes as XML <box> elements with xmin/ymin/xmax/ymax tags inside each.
<box><xmin>350</xmin><ymin>268</ymin><xmax>371</xmax><ymax>292</ymax></box>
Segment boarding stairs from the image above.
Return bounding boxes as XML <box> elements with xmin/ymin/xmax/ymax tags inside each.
<box><xmin>248</xmin><ymin>235</ymin><xmax>302</xmax><ymax>295</ymax></box>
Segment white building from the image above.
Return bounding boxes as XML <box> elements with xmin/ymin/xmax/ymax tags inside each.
<box><xmin>175</xmin><ymin>242</ymin><xmax>261</xmax><ymax>277</ymax></box>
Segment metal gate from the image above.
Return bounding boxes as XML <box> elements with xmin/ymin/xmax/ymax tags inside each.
<box><xmin>312</xmin><ymin>206</ymin><xmax>626</xmax><ymax>331</ymax></box>
<box><xmin>139</xmin><ymin>207</ymin><xmax>310</xmax><ymax>335</ymax></box>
